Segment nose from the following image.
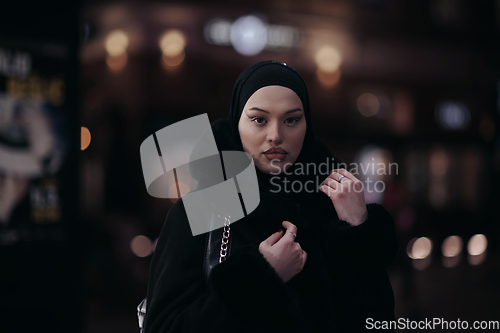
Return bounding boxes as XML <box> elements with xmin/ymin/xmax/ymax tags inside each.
<box><xmin>267</xmin><ymin>122</ymin><xmax>283</xmax><ymax>145</ymax></box>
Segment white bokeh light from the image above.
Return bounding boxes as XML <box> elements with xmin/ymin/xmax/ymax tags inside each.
<box><xmin>105</xmin><ymin>30</ymin><xmax>129</xmax><ymax>57</ymax></box>
<box><xmin>412</xmin><ymin>237</ymin><xmax>433</xmax><ymax>259</ymax></box>
<box><xmin>441</xmin><ymin>235</ymin><xmax>463</xmax><ymax>257</ymax></box>
<box><xmin>467</xmin><ymin>234</ymin><xmax>487</xmax><ymax>256</ymax></box>
<box><xmin>204</xmin><ymin>19</ymin><xmax>232</xmax><ymax>45</ymax></box>
<box><xmin>230</xmin><ymin>15</ymin><xmax>268</xmax><ymax>56</ymax></box>
<box><xmin>315</xmin><ymin>45</ymin><xmax>342</xmax><ymax>73</ymax></box>
<box><xmin>436</xmin><ymin>101</ymin><xmax>470</xmax><ymax>130</ymax></box>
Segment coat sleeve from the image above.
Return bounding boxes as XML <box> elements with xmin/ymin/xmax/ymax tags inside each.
<box><xmin>320</xmin><ymin>202</ymin><xmax>399</xmax><ymax>273</ymax></box>
<box><xmin>144</xmin><ymin>200</ymin><xmax>309</xmax><ymax>333</ymax></box>
<box><xmin>320</xmin><ymin>203</ymin><xmax>398</xmax><ymax>332</ymax></box>
<box><xmin>315</xmin><ymin>140</ymin><xmax>398</xmax><ymax>271</ymax></box>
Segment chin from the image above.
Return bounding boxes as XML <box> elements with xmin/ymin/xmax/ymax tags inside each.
<box><xmin>262</xmin><ymin>160</ymin><xmax>286</xmax><ymax>175</ymax></box>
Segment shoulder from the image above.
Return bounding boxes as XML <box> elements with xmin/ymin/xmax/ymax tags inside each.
<box><xmin>166</xmin><ymin>197</ymin><xmax>187</xmax><ymax>218</ymax></box>
<box><xmin>155</xmin><ymin>198</ymin><xmax>206</xmax><ymax>254</ymax></box>
<box><xmin>160</xmin><ymin>199</ymin><xmax>187</xmax><ymax>235</ymax></box>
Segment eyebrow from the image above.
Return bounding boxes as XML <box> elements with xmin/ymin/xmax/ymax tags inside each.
<box><xmin>248</xmin><ymin>107</ymin><xmax>303</xmax><ymax>114</ymax></box>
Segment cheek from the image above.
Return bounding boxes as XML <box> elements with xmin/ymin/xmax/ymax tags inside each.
<box><xmin>239</xmin><ymin>124</ymin><xmax>260</xmax><ymax>153</ymax></box>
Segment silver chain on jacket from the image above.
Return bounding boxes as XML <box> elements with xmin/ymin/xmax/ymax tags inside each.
<box><xmin>219</xmin><ymin>215</ymin><xmax>231</xmax><ymax>263</ymax></box>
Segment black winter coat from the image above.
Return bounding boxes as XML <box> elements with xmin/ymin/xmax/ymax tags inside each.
<box><xmin>144</xmin><ymin>119</ymin><xmax>398</xmax><ymax>333</ymax></box>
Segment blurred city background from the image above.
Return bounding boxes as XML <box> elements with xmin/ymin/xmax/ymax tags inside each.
<box><xmin>1</xmin><ymin>0</ymin><xmax>499</xmax><ymax>332</ymax></box>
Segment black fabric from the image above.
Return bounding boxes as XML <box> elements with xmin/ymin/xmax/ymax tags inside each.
<box><xmin>144</xmin><ymin>61</ymin><xmax>398</xmax><ymax>332</ymax></box>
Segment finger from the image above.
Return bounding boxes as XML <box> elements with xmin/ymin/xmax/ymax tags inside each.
<box><xmin>335</xmin><ymin>169</ymin><xmax>364</xmax><ymax>193</ymax></box>
<box><xmin>262</xmin><ymin>229</ymin><xmax>284</xmax><ymax>247</ymax></box>
<box><xmin>301</xmin><ymin>250</ymin><xmax>307</xmax><ymax>268</ymax></box>
<box><xmin>323</xmin><ymin>177</ymin><xmax>339</xmax><ymax>189</ymax></box>
<box><xmin>282</xmin><ymin>221</ymin><xmax>298</xmax><ymax>234</ymax></box>
<box><xmin>329</xmin><ymin>170</ymin><xmax>352</xmax><ymax>184</ymax></box>
<box><xmin>319</xmin><ymin>184</ymin><xmax>335</xmax><ymax>197</ymax></box>
<box><xmin>276</xmin><ymin>221</ymin><xmax>298</xmax><ymax>243</ymax></box>
<box><xmin>319</xmin><ymin>178</ymin><xmax>339</xmax><ymax>197</ymax></box>
<box><xmin>334</xmin><ymin>168</ymin><xmax>359</xmax><ymax>182</ymax></box>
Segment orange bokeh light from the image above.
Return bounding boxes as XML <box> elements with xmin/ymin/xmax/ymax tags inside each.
<box><xmin>81</xmin><ymin>126</ymin><xmax>91</xmax><ymax>151</ymax></box>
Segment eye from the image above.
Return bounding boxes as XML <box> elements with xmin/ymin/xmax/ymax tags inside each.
<box><xmin>285</xmin><ymin>117</ymin><xmax>302</xmax><ymax>125</ymax></box>
<box><xmin>251</xmin><ymin>117</ymin><xmax>266</xmax><ymax>124</ymax></box>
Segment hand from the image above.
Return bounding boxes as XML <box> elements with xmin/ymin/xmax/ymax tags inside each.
<box><xmin>319</xmin><ymin>168</ymin><xmax>368</xmax><ymax>226</ymax></box>
<box><xmin>258</xmin><ymin>221</ymin><xmax>307</xmax><ymax>283</ymax></box>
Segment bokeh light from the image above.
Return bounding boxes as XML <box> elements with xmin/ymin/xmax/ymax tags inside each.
<box><xmin>230</xmin><ymin>15</ymin><xmax>267</xmax><ymax>56</ymax></box>
<box><xmin>441</xmin><ymin>235</ymin><xmax>463</xmax><ymax>257</ymax></box>
<box><xmin>105</xmin><ymin>30</ymin><xmax>129</xmax><ymax>57</ymax></box>
<box><xmin>355</xmin><ymin>145</ymin><xmax>392</xmax><ymax>204</ymax></box>
<box><xmin>412</xmin><ymin>237</ymin><xmax>433</xmax><ymax>259</ymax></box>
<box><xmin>159</xmin><ymin>29</ymin><xmax>186</xmax><ymax>68</ymax></box>
<box><xmin>407</xmin><ymin>237</ymin><xmax>418</xmax><ymax>259</ymax></box>
<box><xmin>428</xmin><ymin>148</ymin><xmax>449</xmax><ymax>208</ymax></box>
<box><xmin>430</xmin><ymin>149</ymin><xmax>449</xmax><ymax>177</ymax></box>
<box><xmin>204</xmin><ymin>18</ymin><xmax>232</xmax><ymax>45</ymax></box>
<box><xmin>460</xmin><ymin>148</ymin><xmax>480</xmax><ymax>210</ymax></box>
<box><xmin>467</xmin><ymin>234</ymin><xmax>487</xmax><ymax>256</ymax></box>
<box><xmin>130</xmin><ymin>235</ymin><xmax>153</xmax><ymax>257</ymax></box>
<box><xmin>162</xmin><ymin>52</ymin><xmax>185</xmax><ymax>68</ymax></box>
<box><xmin>357</xmin><ymin>93</ymin><xmax>380</xmax><ymax>117</ymax></box>
<box><xmin>159</xmin><ymin>29</ymin><xmax>186</xmax><ymax>57</ymax></box>
<box><xmin>391</xmin><ymin>92</ymin><xmax>414</xmax><ymax>135</ymax></box>
<box><xmin>81</xmin><ymin>127</ymin><xmax>91</xmax><ymax>151</ymax></box>
<box><xmin>106</xmin><ymin>53</ymin><xmax>128</xmax><ymax>71</ymax></box>
<box><xmin>316</xmin><ymin>68</ymin><xmax>341</xmax><ymax>87</ymax></box>
<box><xmin>266</xmin><ymin>25</ymin><xmax>298</xmax><ymax>48</ymax></box>
<box><xmin>315</xmin><ymin>45</ymin><xmax>342</xmax><ymax>73</ymax></box>
<box><xmin>436</xmin><ymin>101</ymin><xmax>470</xmax><ymax>130</ymax></box>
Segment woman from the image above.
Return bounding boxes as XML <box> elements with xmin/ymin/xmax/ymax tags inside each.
<box><xmin>144</xmin><ymin>60</ymin><xmax>398</xmax><ymax>332</ymax></box>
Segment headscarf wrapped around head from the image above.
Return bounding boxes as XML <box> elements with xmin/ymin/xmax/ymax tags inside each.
<box><xmin>227</xmin><ymin>60</ymin><xmax>316</xmax><ymax>168</ymax></box>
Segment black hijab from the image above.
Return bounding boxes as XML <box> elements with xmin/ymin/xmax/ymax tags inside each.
<box><xmin>228</xmin><ymin>60</ymin><xmax>315</xmax><ymax>165</ymax></box>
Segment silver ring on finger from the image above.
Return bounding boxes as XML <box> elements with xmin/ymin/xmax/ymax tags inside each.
<box><xmin>338</xmin><ymin>175</ymin><xmax>345</xmax><ymax>182</ymax></box>
<box><xmin>289</xmin><ymin>231</ymin><xmax>297</xmax><ymax>238</ymax></box>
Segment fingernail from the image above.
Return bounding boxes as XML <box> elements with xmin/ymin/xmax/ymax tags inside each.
<box><xmin>277</xmin><ymin>229</ymin><xmax>282</xmax><ymax>233</ymax></box>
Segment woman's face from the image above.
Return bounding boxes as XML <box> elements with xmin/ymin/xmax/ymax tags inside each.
<box><xmin>238</xmin><ymin>85</ymin><xmax>307</xmax><ymax>174</ymax></box>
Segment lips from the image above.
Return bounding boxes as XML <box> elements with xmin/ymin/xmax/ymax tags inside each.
<box><xmin>264</xmin><ymin>147</ymin><xmax>287</xmax><ymax>154</ymax></box>
<box><xmin>264</xmin><ymin>147</ymin><xmax>287</xmax><ymax>160</ymax></box>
